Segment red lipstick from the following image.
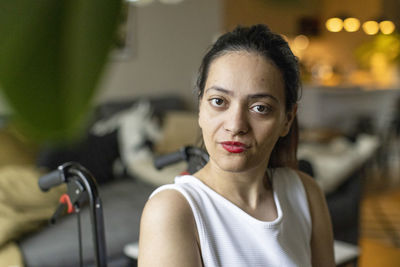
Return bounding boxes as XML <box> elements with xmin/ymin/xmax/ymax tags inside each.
<box><xmin>220</xmin><ymin>141</ymin><xmax>248</xmax><ymax>153</ymax></box>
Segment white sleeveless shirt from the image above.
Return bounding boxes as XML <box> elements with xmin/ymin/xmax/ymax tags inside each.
<box><xmin>150</xmin><ymin>168</ymin><xmax>312</xmax><ymax>267</ymax></box>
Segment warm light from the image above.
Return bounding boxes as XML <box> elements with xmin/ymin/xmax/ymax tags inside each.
<box><xmin>293</xmin><ymin>35</ymin><xmax>309</xmax><ymax>50</ymax></box>
<box><xmin>379</xmin><ymin>20</ymin><xmax>395</xmax><ymax>34</ymax></box>
<box><xmin>370</xmin><ymin>52</ymin><xmax>393</xmax><ymax>87</ymax></box>
<box><xmin>362</xmin><ymin>21</ymin><xmax>379</xmax><ymax>35</ymax></box>
<box><xmin>326</xmin><ymin>17</ymin><xmax>343</xmax><ymax>32</ymax></box>
<box><xmin>343</xmin><ymin>18</ymin><xmax>360</xmax><ymax>32</ymax></box>
<box><xmin>311</xmin><ymin>63</ymin><xmax>334</xmax><ymax>84</ymax></box>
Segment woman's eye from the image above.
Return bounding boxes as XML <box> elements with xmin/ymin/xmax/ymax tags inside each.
<box><xmin>251</xmin><ymin>105</ymin><xmax>270</xmax><ymax>114</ymax></box>
<box><xmin>210</xmin><ymin>98</ymin><xmax>224</xmax><ymax>107</ymax></box>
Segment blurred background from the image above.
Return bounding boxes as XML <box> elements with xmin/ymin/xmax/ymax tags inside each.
<box><xmin>0</xmin><ymin>0</ymin><xmax>399</xmax><ymax>266</ymax></box>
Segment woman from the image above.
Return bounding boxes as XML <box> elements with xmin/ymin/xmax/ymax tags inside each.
<box><xmin>138</xmin><ymin>24</ymin><xmax>334</xmax><ymax>267</ymax></box>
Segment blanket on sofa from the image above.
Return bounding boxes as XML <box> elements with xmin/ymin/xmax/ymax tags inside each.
<box><xmin>0</xmin><ymin>166</ymin><xmax>66</xmax><ymax>266</ymax></box>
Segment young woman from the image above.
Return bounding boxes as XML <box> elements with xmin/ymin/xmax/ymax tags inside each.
<box><xmin>138</xmin><ymin>24</ymin><xmax>335</xmax><ymax>267</ymax></box>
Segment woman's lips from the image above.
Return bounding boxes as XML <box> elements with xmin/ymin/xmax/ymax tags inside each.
<box><xmin>220</xmin><ymin>141</ymin><xmax>249</xmax><ymax>153</ymax></box>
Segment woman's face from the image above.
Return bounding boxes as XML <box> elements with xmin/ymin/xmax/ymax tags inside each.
<box><xmin>198</xmin><ymin>51</ymin><xmax>296</xmax><ymax>173</ymax></box>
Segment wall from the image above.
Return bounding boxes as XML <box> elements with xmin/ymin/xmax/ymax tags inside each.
<box><xmin>223</xmin><ymin>0</ymin><xmax>389</xmax><ymax>84</ymax></box>
<box><xmin>96</xmin><ymin>0</ymin><xmax>222</xmax><ymax>107</ymax></box>
<box><xmin>223</xmin><ymin>0</ymin><xmax>321</xmax><ymax>34</ymax></box>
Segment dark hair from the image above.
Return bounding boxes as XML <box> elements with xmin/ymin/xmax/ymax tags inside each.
<box><xmin>196</xmin><ymin>24</ymin><xmax>301</xmax><ymax>169</ymax></box>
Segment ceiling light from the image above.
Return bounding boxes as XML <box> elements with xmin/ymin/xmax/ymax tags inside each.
<box><xmin>379</xmin><ymin>20</ymin><xmax>395</xmax><ymax>34</ymax></box>
<box><xmin>326</xmin><ymin>17</ymin><xmax>343</xmax><ymax>32</ymax></box>
<box><xmin>362</xmin><ymin>20</ymin><xmax>379</xmax><ymax>35</ymax></box>
<box><xmin>343</xmin><ymin>17</ymin><xmax>360</xmax><ymax>32</ymax></box>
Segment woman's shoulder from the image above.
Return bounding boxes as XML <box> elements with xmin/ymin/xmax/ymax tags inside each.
<box><xmin>273</xmin><ymin>167</ymin><xmax>325</xmax><ymax>211</ymax></box>
<box><xmin>292</xmin><ymin>169</ymin><xmax>324</xmax><ymax>201</ymax></box>
<box><xmin>273</xmin><ymin>167</ymin><xmax>321</xmax><ymax>194</ymax></box>
<box><xmin>143</xmin><ymin>187</ymin><xmax>195</xmax><ymax>226</ymax></box>
<box><xmin>292</xmin><ymin>171</ymin><xmax>335</xmax><ymax>266</ymax></box>
<box><xmin>139</xmin><ymin>188</ymin><xmax>202</xmax><ymax>266</ymax></box>
<box><xmin>141</xmin><ymin>177</ymin><xmax>198</xmax><ymax>240</ymax></box>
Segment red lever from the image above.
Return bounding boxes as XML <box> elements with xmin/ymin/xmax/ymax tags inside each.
<box><xmin>59</xmin><ymin>193</ymin><xmax>75</xmax><ymax>213</ymax></box>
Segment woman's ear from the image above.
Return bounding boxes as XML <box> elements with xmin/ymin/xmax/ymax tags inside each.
<box><xmin>280</xmin><ymin>104</ymin><xmax>297</xmax><ymax>137</ymax></box>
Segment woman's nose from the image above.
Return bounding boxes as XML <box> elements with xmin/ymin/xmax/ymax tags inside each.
<box><xmin>223</xmin><ymin>105</ymin><xmax>249</xmax><ymax>135</ymax></box>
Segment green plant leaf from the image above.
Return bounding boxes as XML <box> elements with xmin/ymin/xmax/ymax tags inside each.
<box><xmin>0</xmin><ymin>0</ymin><xmax>122</xmax><ymax>143</ymax></box>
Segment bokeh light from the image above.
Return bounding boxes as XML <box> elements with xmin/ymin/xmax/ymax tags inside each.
<box><xmin>293</xmin><ymin>35</ymin><xmax>309</xmax><ymax>50</ymax></box>
<box><xmin>379</xmin><ymin>20</ymin><xmax>395</xmax><ymax>35</ymax></box>
<box><xmin>326</xmin><ymin>18</ymin><xmax>343</xmax><ymax>32</ymax></box>
<box><xmin>343</xmin><ymin>17</ymin><xmax>360</xmax><ymax>32</ymax></box>
<box><xmin>362</xmin><ymin>21</ymin><xmax>379</xmax><ymax>35</ymax></box>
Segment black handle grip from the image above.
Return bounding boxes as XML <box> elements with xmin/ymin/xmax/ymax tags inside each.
<box><xmin>154</xmin><ymin>150</ymin><xmax>185</xmax><ymax>170</ymax></box>
<box><xmin>38</xmin><ymin>169</ymin><xmax>64</xmax><ymax>192</ymax></box>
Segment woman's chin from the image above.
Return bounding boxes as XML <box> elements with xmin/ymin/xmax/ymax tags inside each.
<box><xmin>207</xmin><ymin>151</ymin><xmax>270</xmax><ymax>174</ymax></box>
<box><xmin>212</xmin><ymin>158</ymin><xmax>253</xmax><ymax>173</ymax></box>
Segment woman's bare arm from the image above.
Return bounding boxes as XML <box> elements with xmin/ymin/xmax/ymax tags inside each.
<box><xmin>296</xmin><ymin>171</ymin><xmax>335</xmax><ymax>267</ymax></box>
<box><xmin>138</xmin><ymin>189</ymin><xmax>203</xmax><ymax>267</ymax></box>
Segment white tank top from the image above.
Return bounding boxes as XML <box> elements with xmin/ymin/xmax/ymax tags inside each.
<box><xmin>150</xmin><ymin>168</ymin><xmax>312</xmax><ymax>267</ymax></box>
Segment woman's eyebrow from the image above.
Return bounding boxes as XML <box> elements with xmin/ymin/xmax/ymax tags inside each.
<box><xmin>205</xmin><ymin>86</ymin><xmax>233</xmax><ymax>95</ymax></box>
<box><xmin>248</xmin><ymin>93</ymin><xmax>279</xmax><ymax>103</ymax></box>
<box><xmin>205</xmin><ymin>86</ymin><xmax>279</xmax><ymax>103</ymax></box>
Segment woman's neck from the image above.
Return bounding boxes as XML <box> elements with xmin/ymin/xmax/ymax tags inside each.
<box><xmin>193</xmin><ymin>161</ymin><xmax>272</xmax><ymax>210</ymax></box>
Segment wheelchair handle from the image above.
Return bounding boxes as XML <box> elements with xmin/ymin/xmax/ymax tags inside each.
<box><xmin>154</xmin><ymin>148</ymin><xmax>186</xmax><ymax>170</ymax></box>
<box><xmin>39</xmin><ymin>165</ymin><xmax>66</xmax><ymax>192</ymax></box>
